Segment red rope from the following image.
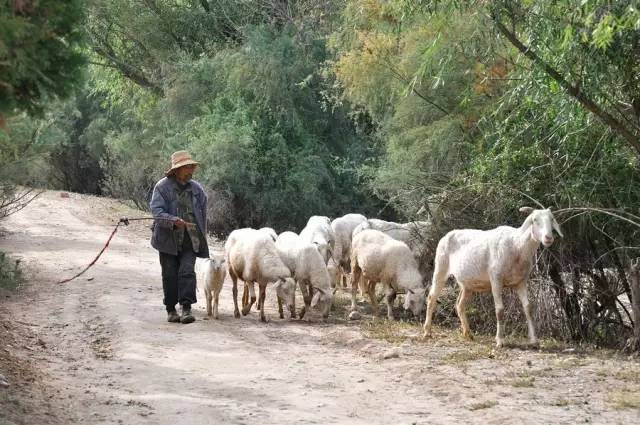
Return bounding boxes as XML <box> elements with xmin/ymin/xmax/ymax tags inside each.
<box><xmin>57</xmin><ymin>222</ymin><xmax>123</xmax><ymax>284</ymax></box>
<box><xmin>57</xmin><ymin>216</ymin><xmax>197</xmax><ymax>284</ymax></box>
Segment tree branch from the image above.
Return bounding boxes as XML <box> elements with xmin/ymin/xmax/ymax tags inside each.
<box><xmin>491</xmin><ymin>15</ymin><xmax>640</xmax><ymax>158</ymax></box>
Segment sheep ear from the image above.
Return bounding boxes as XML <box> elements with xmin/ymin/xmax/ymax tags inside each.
<box><xmin>552</xmin><ymin>219</ymin><xmax>564</xmax><ymax>238</ymax></box>
<box><xmin>519</xmin><ymin>206</ymin><xmax>534</xmax><ymax>214</ymax></box>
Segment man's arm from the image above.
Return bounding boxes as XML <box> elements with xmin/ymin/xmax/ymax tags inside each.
<box><xmin>150</xmin><ymin>184</ymin><xmax>183</xmax><ymax>228</ymax></box>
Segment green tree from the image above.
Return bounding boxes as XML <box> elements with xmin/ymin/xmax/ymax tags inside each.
<box><xmin>0</xmin><ymin>0</ymin><xmax>85</xmax><ymax>120</ymax></box>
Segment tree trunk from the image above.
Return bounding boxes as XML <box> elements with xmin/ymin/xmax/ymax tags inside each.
<box><xmin>625</xmin><ymin>259</ymin><xmax>640</xmax><ymax>352</ymax></box>
<box><xmin>549</xmin><ymin>263</ymin><xmax>583</xmax><ymax>341</ymax></box>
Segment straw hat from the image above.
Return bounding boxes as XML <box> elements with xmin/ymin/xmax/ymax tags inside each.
<box><xmin>165</xmin><ymin>150</ymin><xmax>199</xmax><ymax>176</ymax></box>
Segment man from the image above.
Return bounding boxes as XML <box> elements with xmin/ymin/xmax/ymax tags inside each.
<box><xmin>150</xmin><ymin>150</ymin><xmax>209</xmax><ymax>324</ymax></box>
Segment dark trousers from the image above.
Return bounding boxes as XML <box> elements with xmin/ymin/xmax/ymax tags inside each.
<box><xmin>159</xmin><ymin>234</ymin><xmax>197</xmax><ymax>311</ymax></box>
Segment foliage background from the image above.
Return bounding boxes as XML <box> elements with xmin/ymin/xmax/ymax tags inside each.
<box><xmin>2</xmin><ymin>0</ymin><xmax>640</xmax><ymax>346</ymax></box>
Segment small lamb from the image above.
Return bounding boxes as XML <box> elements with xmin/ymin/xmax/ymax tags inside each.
<box><xmin>195</xmin><ymin>255</ymin><xmax>227</xmax><ymax>319</ymax></box>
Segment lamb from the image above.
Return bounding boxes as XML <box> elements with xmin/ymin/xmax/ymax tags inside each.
<box><xmin>224</xmin><ymin>229</ymin><xmax>296</xmax><ymax>322</ymax></box>
<box><xmin>422</xmin><ymin>207</ymin><xmax>564</xmax><ymax>347</ymax></box>
<box><xmin>350</xmin><ymin>229</ymin><xmax>426</xmax><ymax>319</ymax></box>
<box><xmin>331</xmin><ymin>213</ymin><xmax>367</xmax><ymax>288</ymax></box>
<box><xmin>195</xmin><ymin>255</ymin><xmax>226</xmax><ymax>319</ymax></box>
<box><xmin>275</xmin><ymin>231</ymin><xmax>334</xmax><ymax>319</ymax></box>
<box><xmin>299</xmin><ymin>216</ymin><xmax>335</xmax><ymax>264</ymax></box>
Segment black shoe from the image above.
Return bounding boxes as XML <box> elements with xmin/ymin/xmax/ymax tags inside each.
<box><xmin>180</xmin><ymin>306</ymin><xmax>195</xmax><ymax>324</ymax></box>
<box><xmin>167</xmin><ymin>310</ymin><xmax>181</xmax><ymax>323</ymax></box>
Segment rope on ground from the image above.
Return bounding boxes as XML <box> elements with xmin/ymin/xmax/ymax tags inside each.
<box><xmin>57</xmin><ymin>216</ymin><xmax>193</xmax><ymax>284</ymax></box>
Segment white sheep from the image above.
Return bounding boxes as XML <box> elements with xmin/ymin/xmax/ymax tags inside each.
<box><xmin>195</xmin><ymin>255</ymin><xmax>226</xmax><ymax>319</ymax></box>
<box><xmin>299</xmin><ymin>215</ymin><xmax>335</xmax><ymax>264</ymax></box>
<box><xmin>225</xmin><ymin>229</ymin><xmax>296</xmax><ymax>322</ymax></box>
<box><xmin>275</xmin><ymin>231</ymin><xmax>334</xmax><ymax>319</ymax></box>
<box><xmin>352</xmin><ymin>218</ymin><xmax>429</xmax><ymax>254</ymax></box>
<box><xmin>350</xmin><ymin>229</ymin><xmax>426</xmax><ymax>319</ymax></box>
<box><xmin>239</xmin><ymin>227</ymin><xmax>277</xmax><ymax>308</ymax></box>
<box><xmin>422</xmin><ymin>207</ymin><xmax>563</xmax><ymax>347</ymax></box>
<box><xmin>331</xmin><ymin>213</ymin><xmax>367</xmax><ymax>288</ymax></box>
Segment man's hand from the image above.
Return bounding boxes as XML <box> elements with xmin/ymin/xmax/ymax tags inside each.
<box><xmin>174</xmin><ymin>218</ymin><xmax>187</xmax><ymax>228</ymax></box>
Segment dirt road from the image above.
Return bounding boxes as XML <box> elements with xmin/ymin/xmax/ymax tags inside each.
<box><xmin>0</xmin><ymin>191</ymin><xmax>638</xmax><ymax>424</ymax></box>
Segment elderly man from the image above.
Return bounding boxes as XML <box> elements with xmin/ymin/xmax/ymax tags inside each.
<box><xmin>150</xmin><ymin>150</ymin><xmax>209</xmax><ymax>324</ymax></box>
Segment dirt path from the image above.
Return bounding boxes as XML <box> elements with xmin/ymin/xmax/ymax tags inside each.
<box><xmin>0</xmin><ymin>191</ymin><xmax>639</xmax><ymax>424</ymax></box>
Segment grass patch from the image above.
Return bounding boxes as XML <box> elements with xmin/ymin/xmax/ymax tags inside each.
<box><xmin>445</xmin><ymin>347</ymin><xmax>492</xmax><ymax>364</ymax></box>
<box><xmin>362</xmin><ymin>317</ymin><xmax>418</xmax><ymax>344</ymax></box>
<box><xmin>550</xmin><ymin>398</ymin><xmax>570</xmax><ymax>407</ymax></box>
<box><xmin>614</xmin><ymin>369</ymin><xmax>640</xmax><ymax>383</ymax></box>
<box><xmin>467</xmin><ymin>400</ymin><xmax>498</xmax><ymax>410</ymax></box>
<box><xmin>608</xmin><ymin>391</ymin><xmax>640</xmax><ymax>409</ymax></box>
<box><xmin>0</xmin><ymin>251</ymin><xmax>24</xmax><ymax>290</ymax></box>
<box><xmin>510</xmin><ymin>377</ymin><xmax>535</xmax><ymax>388</ymax></box>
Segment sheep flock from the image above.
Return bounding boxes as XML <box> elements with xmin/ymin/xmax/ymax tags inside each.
<box><xmin>195</xmin><ymin>208</ymin><xmax>563</xmax><ymax>347</ymax></box>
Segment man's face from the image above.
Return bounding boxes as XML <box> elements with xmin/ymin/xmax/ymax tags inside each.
<box><xmin>175</xmin><ymin>164</ymin><xmax>197</xmax><ymax>182</ymax></box>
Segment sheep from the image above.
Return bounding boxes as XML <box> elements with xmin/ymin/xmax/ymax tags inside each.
<box><xmin>299</xmin><ymin>216</ymin><xmax>335</xmax><ymax>264</ymax></box>
<box><xmin>422</xmin><ymin>207</ymin><xmax>564</xmax><ymax>347</ymax></box>
<box><xmin>240</xmin><ymin>227</ymin><xmax>278</xmax><ymax>307</ymax></box>
<box><xmin>195</xmin><ymin>255</ymin><xmax>226</xmax><ymax>319</ymax></box>
<box><xmin>331</xmin><ymin>213</ymin><xmax>367</xmax><ymax>288</ymax></box>
<box><xmin>275</xmin><ymin>231</ymin><xmax>334</xmax><ymax>319</ymax></box>
<box><xmin>352</xmin><ymin>218</ymin><xmax>429</xmax><ymax>254</ymax></box>
<box><xmin>224</xmin><ymin>229</ymin><xmax>296</xmax><ymax>322</ymax></box>
<box><xmin>350</xmin><ymin>229</ymin><xmax>426</xmax><ymax>320</ymax></box>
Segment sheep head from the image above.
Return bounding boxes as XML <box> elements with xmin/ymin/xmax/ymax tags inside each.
<box><xmin>520</xmin><ymin>207</ymin><xmax>563</xmax><ymax>247</ymax></box>
<box><xmin>404</xmin><ymin>287</ymin><xmax>426</xmax><ymax>318</ymax></box>
<box><xmin>274</xmin><ymin>277</ymin><xmax>296</xmax><ymax>311</ymax></box>
<box><xmin>311</xmin><ymin>287</ymin><xmax>333</xmax><ymax>319</ymax></box>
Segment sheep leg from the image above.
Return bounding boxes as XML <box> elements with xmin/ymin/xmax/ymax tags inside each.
<box><xmin>367</xmin><ymin>280</ymin><xmax>378</xmax><ymax>315</ymax></box>
<box><xmin>229</xmin><ymin>267</ymin><xmax>241</xmax><ymax>318</ymax></box>
<box><xmin>384</xmin><ymin>284</ymin><xmax>396</xmax><ymax>320</ymax></box>
<box><xmin>490</xmin><ymin>275</ymin><xmax>505</xmax><ymax>348</ymax></box>
<box><xmin>242</xmin><ymin>282</ymin><xmax>257</xmax><ymax>316</ymax></box>
<box><xmin>205</xmin><ymin>288</ymin><xmax>213</xmax><ymax>317</ymax></box>
<box><xmin>350</xmin><ymin>263</ymin><xmax>362</xmax><ymax>312</ymax></box>
<box><xmin>423</xmin><ymin>269</ymin><xmax>447</xmax><ymax>338</ymax></box>
<box><xmin>258</xmin><ymin>283</ymin><xmax>267</xmax><ymax>322</ymax></box>
<box><xmin>242</xmin><ymin>283</ymin><xmax>249</xmax><ymax>309</ymax></box>
<box><xmin>515</xmin><ymin>281</ymin><xmax>538</xmax><ymax>346</ymax></box>
<box><xmin>298</xmin><ymin>281</ymin><xmax>311</xmax><ymax>320</ymax></box>
<box><xmin>277</xmin><ymin>296</ymin><xmax>284</xmax><ymax>319</ymax></box>
<box><xmin>213</xmin><ymin>289</ymin><xmax>220</xmax><ymax>320</ymax></box>
<box><xmin>456</xmin><ymin>286</ymin><xmax>473</xmax><ymax>340</ymax></box>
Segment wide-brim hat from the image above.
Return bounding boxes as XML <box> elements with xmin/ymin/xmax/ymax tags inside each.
<box><xmin>165</xmin><ymin>150</ymin><xmax>200</xmax><ymax>176</ymax></box>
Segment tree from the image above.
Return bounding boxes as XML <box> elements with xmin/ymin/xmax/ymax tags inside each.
<box><xmin>0</xmin><ymin>0</ymin><xmax>85</xmax><ymax>120</ymax></box>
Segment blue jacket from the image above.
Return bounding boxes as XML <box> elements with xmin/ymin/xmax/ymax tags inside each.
<box><xmin>149</xmin><ymin>177</ymin><xmax>209</xmax><ymax>258</ymax></box>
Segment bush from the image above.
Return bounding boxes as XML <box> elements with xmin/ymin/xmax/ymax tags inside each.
<box><xmin>0</xmin><ymin>252</ymin><xmax>24</xmax><ymax>291</ymax></box>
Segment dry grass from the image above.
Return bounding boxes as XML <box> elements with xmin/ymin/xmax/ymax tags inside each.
<box><xmin>608</xmin><ymin>390</ymin><xmax>640</xmax><ymax>410</ymax></box>
<box><xmin>614</xmin><ymin>369</ymin><xmax>640</xmax><ymax>383</ymax></box>
<box><xmin>467</xmin><ymin>400</ymin><xmax>498</xmax><ymax>410</ymax></box>
<box><xmin>550</xmin><ymin>398</ymin><xmax>570</xmax><ymax>407</ymax></box>
<box><xmin>362</xmin><ymin>317</ymin><xmax>419</xmax><ymax>344</ymax></box>
<box><xmin>510</xmin><ymin>377</ymin><xmax>535</xmax><ymax>388</ymax></box>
